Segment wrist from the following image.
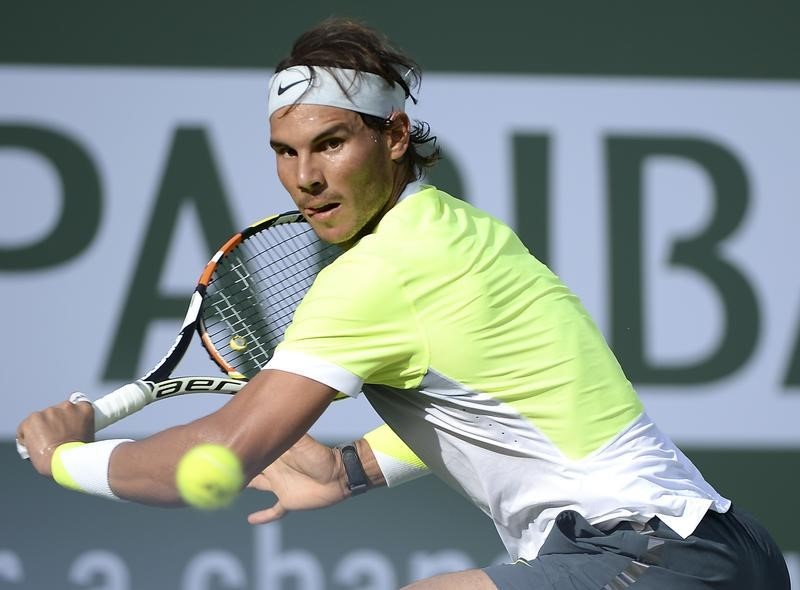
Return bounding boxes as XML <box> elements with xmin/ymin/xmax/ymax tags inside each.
<box><xmin>335</xmin><ymin>438</ymin><xmax>385</xmax><ymax>496</ymax></box>
<box><xmin>354</xmin><ymin>438</ymin><xmax>386</xmax><ymax>488</ymax></box>
<box><xmin>336</xmin><ymin>442</ymin><xmax>369</xmax><ymax>496</ymax></box>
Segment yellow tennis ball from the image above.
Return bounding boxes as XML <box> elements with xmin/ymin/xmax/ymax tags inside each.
<box><xmin>176</xmin><ymin>443</ymin><xmax>244</xmax><ymax>510</ymax></box>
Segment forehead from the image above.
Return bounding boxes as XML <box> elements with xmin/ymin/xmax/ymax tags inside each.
<box><xmin>269</xmin><ymin>104</ymin><xmax>364</xmax><ymax>143</ymax></box>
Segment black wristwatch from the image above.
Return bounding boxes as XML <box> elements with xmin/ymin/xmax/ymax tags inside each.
<box><xmin>337</xmin><ymin>443</ymin><xmax>369</xmax><ymax>495</ymax></box>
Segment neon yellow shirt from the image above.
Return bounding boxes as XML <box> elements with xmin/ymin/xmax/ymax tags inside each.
<box><xmin>266</xmin><ymin>183</ymin><xmax>729</xmax><ymax>559</ymax></box>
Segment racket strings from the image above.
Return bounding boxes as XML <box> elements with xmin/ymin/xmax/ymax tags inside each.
<box><xmin>217</xmin><ymin>248</ymin><xmax>339</xmax><ymax>357</ymax></box>
<box><xmin>201</xmin><ymin>221</ymin><xmax>340</xmax><ymax>378</ymax></box>
<box><xmin>205</xmin><ymin>260</ymin><xmax>305</xmax><ymax>370</ymax></box>
<box><xmin>206</xmin><ymin>253</ymin><xmax>318</xmax><ymax>371</ymax></box>
<box><xmin>208</xmin><ymin>229</ymin><xmax>332</xmax><ymax>334</ymax></box>
<box><xmin>207</xmin><ymin>267</ymin><xmax>273</xmax><ymax>370</ymax></box>
<box><xmin>231</xmin><ymin>228</ymin><xmax>337</xmax><ymax>304</ymax></box>
<box><xmin>207</xmin><ymin>234</ymin><xmax>315</xmax><ymax>356</ymax></box>
<box><xmin>209</xmin><ymin>245</ymin><xmax>339</xmax><ymax>339</ymax></box>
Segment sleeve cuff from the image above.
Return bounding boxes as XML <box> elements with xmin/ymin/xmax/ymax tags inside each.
<box><xmin>265</xmin><ymin>349</ymin><xmax>364</xmax><ymax>397</ymax></box>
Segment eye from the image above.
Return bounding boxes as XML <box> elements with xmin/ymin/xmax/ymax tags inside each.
<box><xmin>323</xmin><ymin>138</ymin><xmax>343</xmax><ymax>150</ymax></box>
<box><xmin>274</xmin><ymin>146</ymin><xmax>296</xmax><ymax>158</ymax></box>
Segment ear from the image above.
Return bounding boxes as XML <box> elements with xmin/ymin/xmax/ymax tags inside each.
<box><xmin>387</xmin><ymin>112</ymin><xmax>411</xmax><ymax>161</ymax></box>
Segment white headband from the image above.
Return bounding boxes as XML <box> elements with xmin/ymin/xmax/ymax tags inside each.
<box><xmin>267</xmin><ymin>66</ymin><xmax>407</xmax><ymax>119</ymax></box>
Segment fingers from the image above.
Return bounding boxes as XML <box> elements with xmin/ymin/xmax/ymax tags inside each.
<box><xmin>246</xmin><ymin>472</ymin><xmax>286</xmax><ymax>524</ymax></box>
<box><xmin>247</xmin><ymin>472</ymin><xmax>273</xmax><ymax>491</ymax></box>
<box><xmin>247</xmin><ymin>503</ymin><xmax>286</xmax><ymax>525</ymax></box>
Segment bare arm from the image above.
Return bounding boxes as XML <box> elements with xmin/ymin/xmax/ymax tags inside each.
<box><xmin>18</xmin><ymin>368</ymin><xmax>338</xmax><ymax>506</ymax></box>
<box><xmin>108</xmin><ymin>369</ymin><xmax>338</xmax><ymax>505</ymax></box>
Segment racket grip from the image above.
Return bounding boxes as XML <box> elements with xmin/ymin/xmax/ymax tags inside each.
<box><xmin>92</xmin><ymin>381</ymin><xmax>156</xmax><ymax>431</ymax></box>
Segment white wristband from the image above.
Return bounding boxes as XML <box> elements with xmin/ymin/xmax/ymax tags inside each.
<box><xmin>51</xmin><ymin>439</ymin><xmax>132</xmax><ymax>501</ymax></box>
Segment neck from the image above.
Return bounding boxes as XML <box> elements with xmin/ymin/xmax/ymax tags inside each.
<box><xmin>342</xmin><ymin>165</ymin><xmax>417</xmax><ymax>249</ymax></box>
<box><xmin>386</xmin><ymin>163</ymin><xmax>417</xmax><ymax>211</ymax></box>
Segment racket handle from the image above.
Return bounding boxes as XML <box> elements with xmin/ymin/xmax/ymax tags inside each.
<box><xmin>16</xmin><ymin>382</ymin><xmax>155</xmax><ymax>460</ymax></box>
<box><xmin>92</xmin><ymin>381</ymin><xmax>156</xmax><ymax>431</ymax></box>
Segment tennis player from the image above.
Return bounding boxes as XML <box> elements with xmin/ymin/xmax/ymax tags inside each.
<box><xmin>18</xmin><ymin>17</ymin><xmax>790</xmax><ymax>590</ymax></box>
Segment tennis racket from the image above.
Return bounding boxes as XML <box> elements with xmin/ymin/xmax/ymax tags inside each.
<box><xmin>17</xmin><ymin>211</ymin><xmax>341</xmax><ymax>459</ymax></box>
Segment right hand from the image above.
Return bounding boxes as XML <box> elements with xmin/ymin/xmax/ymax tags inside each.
<box><xmin>17</xmin><ymin>398</ymin><xmax>95</xmax><ymax>476</ymax></box>
<box><xmin>246</xmin><ymin>434</ymin><xmax>347</xmax><ymax>524</ymax></box>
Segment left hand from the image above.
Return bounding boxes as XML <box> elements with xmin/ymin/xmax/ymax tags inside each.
<box><xmin>17</xmin><ymin>398</ymin><xmax>95</xmax><ymax>477</ymax></box>
<box><xmin>246</xmin><ymin>434</ymin><xmax>347</xmax><ymax>524</ymax></box>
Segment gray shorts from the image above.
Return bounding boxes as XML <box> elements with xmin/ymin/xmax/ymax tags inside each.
<box><xmin>483</xmin><ymin>505</ymin><xmax>790</xmax><ymax>589</ymax></box>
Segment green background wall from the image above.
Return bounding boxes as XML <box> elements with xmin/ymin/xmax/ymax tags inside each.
<box><xmin>3</xmin><ymin>2</ymin><xmax>799</xmax><ymax>79</ymax></box>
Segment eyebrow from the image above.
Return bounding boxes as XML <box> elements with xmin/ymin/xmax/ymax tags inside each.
<box><xmin>270</xmin><ymin>121</ymin><xmax>352</xmax><ymax>151</ymax></box>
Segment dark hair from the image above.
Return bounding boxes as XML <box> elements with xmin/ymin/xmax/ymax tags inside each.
<box><xmin>274</xmin><ymin>17</ymin><xmax>440</xmax><ymax>179</ymax></box>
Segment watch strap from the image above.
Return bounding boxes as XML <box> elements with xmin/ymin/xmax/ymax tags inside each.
<box><xmin>336</xmin><ymin>443</ymin><xmax>369</xmax><ymax>495</ymax></box>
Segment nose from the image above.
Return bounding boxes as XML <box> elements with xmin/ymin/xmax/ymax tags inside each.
<box><xmin>296</xmin><ymin>153</ymin><xmax>325</xmax><ymax>195</ymax></box>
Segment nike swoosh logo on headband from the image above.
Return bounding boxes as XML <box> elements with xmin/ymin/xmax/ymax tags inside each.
<box><xmin>277</xmin><ymin>78</ymin><xmax>311</xmax><ymax>95</ymax></box>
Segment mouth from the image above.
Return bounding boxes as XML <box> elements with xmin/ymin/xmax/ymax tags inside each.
<box><xmin>304</xmin><ymin>202</ymin><xmax>340</xmax><ymax>218</ymax></box>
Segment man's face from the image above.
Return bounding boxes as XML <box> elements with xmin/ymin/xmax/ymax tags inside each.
<box><xmin>270</xmin><ymin>104</ymin><xmax>402</xmax><ymax>247</ymax></box>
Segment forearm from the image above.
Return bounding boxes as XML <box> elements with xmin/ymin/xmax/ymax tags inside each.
<box><xmin>108</xmin><ymin>423</ymin><xmax>222</xmax><ymax>506</ymax></box>
<box><xmin>46</xmin><ymin>369</ymin><xmax>331</xmax><ymax>507</ymax></box>
<box><xmin>47</xmin><ymin>417</ymin><xmax>254</xmax><ymax>506</ymax></box>
<box><xmin>107</xmin><ymin>371</ymin><xmax>333</xmax><ymax>505</ymax></box>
